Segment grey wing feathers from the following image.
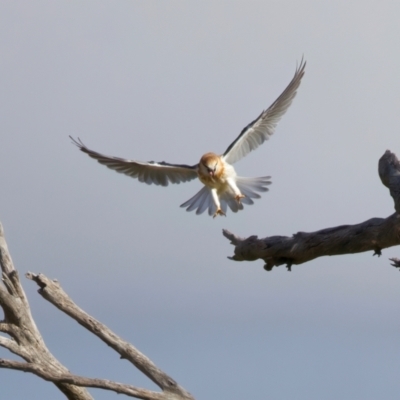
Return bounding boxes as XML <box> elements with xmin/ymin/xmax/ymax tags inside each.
<box><xmin>70</xmin><ymin>137</ymin><xmax>198</xmax><ymax>186</ymax></box>
<box><xmin>223</xmin><ymin>59</ymin><xmax>306</xmax><ymax>165</ymax></box>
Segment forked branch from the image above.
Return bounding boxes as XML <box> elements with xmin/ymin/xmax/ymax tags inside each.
<box><xmin>0</xmin><ymin>223</ymin><xmax>194</xmax><ymax>400</ymax></box>
<box><xmin>25</xmin><ymin>272</ymin><xmax>194</xmax><ymax>400</ymax></box>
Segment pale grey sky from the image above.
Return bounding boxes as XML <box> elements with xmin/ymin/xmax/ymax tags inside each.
<box><xmin>1</xmin><ymin>1</ymin><xmax>400</xmax><ymax>399</ymax></box>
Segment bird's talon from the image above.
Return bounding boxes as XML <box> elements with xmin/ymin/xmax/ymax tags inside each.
<box><xmin>213</xmin><ymin>208</ymin><xmax>226</xmax><ymax>218</ymax></box>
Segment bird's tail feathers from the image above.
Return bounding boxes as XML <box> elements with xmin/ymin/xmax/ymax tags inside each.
<box><xmin>235</xmin><ymin>176</ymin><xmax>271</xmax><ymax>206</ymax></box>
<box><xmin>180</xmin><ymin>176</ymin><xmax>271</xmax><ymax>216</ymax></box>
<box><xmin>219</xmin><ymin>175</ymin><xmax>270</xmax><ymax>212</ymax></box>
<box><xmin>220</xmin><ymin>191</ymin><xmax>244</xmax><ymax>213</ymax></box>
<box><xmin>180</xmin><ymin>186</ymin><xmax>217</xmax><ymax>216</ymax></box>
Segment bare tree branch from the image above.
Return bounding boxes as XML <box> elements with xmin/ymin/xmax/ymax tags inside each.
<box><xmin>0</xmin><ymin>322</ymin><xmax>14</xmax><ymax>335</ymax></box>
<box><xmin>0</xmin><ymin>322</ymin><xmax>24</xmax><ymax>341</ymax></box>
<box><xmin>379</xmin><ymin>150</ymin><xmax>400</xmax><ymax>213</ymax></box>
<box><xmin>0</xmin><ymin>223</ymin><xmax>95</xmax><ymax>400</ymax></box>
<box><xmin>0</xmin><ymin>336</ymin><xmax>21</xmax><ymax>355</ymax></box>
<box><xmin>0</xmin><ymin>224</ymin><xmax>15</xmax><ymax>275</ymax></box>
<box><xmin>0</xmin><ymin>359</ymin><xmax>165</xmax><ymax>400</ymax></box>
<box><xmin>389</xmin><ymin>257</ymin><xmax>400</xmax><ymax>269</ymax></box>
<box><xmin>223</xmin><ymin>150</ymin><xmax>400</xmax><ymax>271</ymax></box>
<box><xmin>0</xmin><ymin>222</ymin><xmax>195</xmax><ymax>400</ymax></box>
<box><xmin>25</xmin><ymin>272</ymin><xmax>195</xmax><ymax>400</ymax></box>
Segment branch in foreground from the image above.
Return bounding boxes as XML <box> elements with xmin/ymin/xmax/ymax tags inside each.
<box><xmin>0</xmin><ymin>359</ymin><xmax>164</xmax><ymax>400</ymax></box>
<box><xmin>223</xmin><ymin>150</ymin><xmax>400</xmax><ymax>271</ymax></box>
<box><xmin>26</xmin><ymin>272</ymin><xmax>194</xmax><ymax>400</ymax></box>
<box><xmin>0</xmin><ymin>223</ymin><xmax>195</xmax><ymax>400</ymax></box>
<box><xmin>0</xmin><ymin>222</ymin><xmax>94</xmax><ymax>400</ymax></box>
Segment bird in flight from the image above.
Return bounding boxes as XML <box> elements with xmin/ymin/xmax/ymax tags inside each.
<box><xmin>71</xmin><ymin>59</ymin><xmax>305</xmax><ymax>218</ymax></box>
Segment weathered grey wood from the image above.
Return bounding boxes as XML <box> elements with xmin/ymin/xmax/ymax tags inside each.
<box><xmin>389</xmin><ymin>257</ymin><xmax>400</xmax><ymax>269</ymax></box>
<box><xmin>379</xmin><ymin>150</ymin><xmax>400</xmax><ymax>213</ymax></box>
<box><xmin>223</xmin><ymin>213</ymin><xmax>400</xmax><ymax>270</ymax></box>
<box><xmin>0</xmin><ymin>223</ymin><xmax>94</xmax><ymax>400</ymax></box>
<box><xmin>0</xmin><ymin>359</ymin><xmax>165</xmax><ymax>400</ymax></box>
<box><xmin>0</xmin><ymin>224</ymin><xmax>15</xmax><ymax>275</ymax></box>
<box><xmin>0</xmin><ymin>222</ymin><xmax>195</xmax><ymax>400</ymax></box>
<box><xmin>25</xmin><ymin>273</ymin><xmax>195</xmax><ymax>400</ymax></box>
<box><xmin>223</xmin><ymin>150</ymin><xmax>400</xmax><ymax>270</ymax></box>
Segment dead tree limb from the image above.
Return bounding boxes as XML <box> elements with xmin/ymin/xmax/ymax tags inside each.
<box><xmin>0</xmin><ymin>359</ymin><xmax>164</xmax><ymax>400</ymax></box>
<box><xmin>0</xmin><ymin>223</ymin><xmax>94</xmax><ymax>400</ymax></box>
<box><xmin>25</xmin><ymin>272</ymin><xmax>194</xmax><ymax>400</ymax></box>
<box><xmin>0</xmin><ymin>223</ymin><xmax>195</xmax><ymax>400</ymax></box>
<box><xmin>223</xmin><ymin>150</ymin><xmax>400</xmax><ymax>271</ymax></box>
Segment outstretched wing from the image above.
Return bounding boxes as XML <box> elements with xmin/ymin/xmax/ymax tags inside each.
<box><xmin>70</xmin><ymin>137</ymin><xmax>198</xmax><ymax>186</ymax></box>
<box><xmin>223</xmin><ymin>58</ymin><xmax>306</xmax><ymax>165</ymax></box>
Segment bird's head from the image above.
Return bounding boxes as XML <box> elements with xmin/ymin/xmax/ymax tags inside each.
<box><xmin>199</xmin><ymin>153</ymin><xmax>221</xmax><ymax>179</ymax></box>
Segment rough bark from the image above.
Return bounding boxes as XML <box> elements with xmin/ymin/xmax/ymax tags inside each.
<box><xmin>223</xmin><ymin>150</ymin><xmax>400</xmax><ymax>271</ymax></box>
<box><xmin>0</xmin><ymin>223</ymin><xmax>194</xmax><ymax>400</ymax></box>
